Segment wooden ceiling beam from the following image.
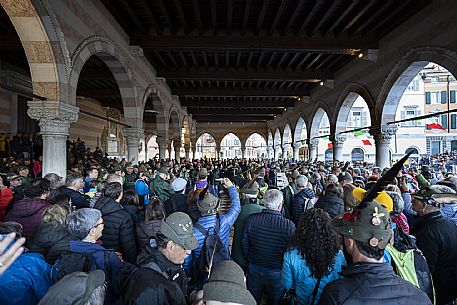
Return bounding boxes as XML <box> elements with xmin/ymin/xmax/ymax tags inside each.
<box><xmin>172</xmin><ymin>0</ymin><xmax>189</xmax><ymax>34</ymax></box>
<box><xmin>181</xmin><ymin>99</ymin><xmax>295</xmax><ymax>107</ymax></box>
<box><xmin>192</xmin><ymin>0</ymin><xmax>204</xmax><ymax>35</ymax></box>
<box><xmin>157</xmin><ymin>0</ymin><xmax>175</xmax><ymax>34</ymax></box>
<box><xmin>191</xmin><ymin>115</ymin><xmax>274</xmax><ymax>122</ymax></box>
<box><xmin>328</xmin><ymin>0</ymin><xmax>360</xmax><ymax>34</ymax></box>
<box><xmin>186</xmin><ymin>108</ymin><xmax>284</xmax><ymax>115</ymax></box>
<box><xmin>283</xmin><ymin>0</ymin><xmax>305</xmax><ymax>35</ymax></box>
<box><xmin>210</xmin><ymin>0</ymin><xmax>217</xmax><ymax>34</ymax></box>
<box><xmin>242</xmin><ymin>0</ymin><xmax>252</xmax><ymax>35</ymax></box>
<box><xmin>270</xmin><ymin>0</ymin><xmax>287</xmax><ymax>35</ymax></box>
<box><xmin>77</xmin><ymin>88</ymin><xmax>120</xmax><ymax>98</ymax></box>
<box><xmin>297</xmin><ymin>0</ymin><xmax>320</xmax><ymax>36</ymax></box>
<box><xmin>136</xmin><ymin>0</ymin><xmax>161</xmax><ymax>35</ymax></box>
<box><xmin>131</xmin><ymin>35</ymin><xmax>376</xmax><ymax>54</ymax></box>
<box><xmin>172</xmin><ymin>87</ymin><xmax>308</xmax><ymax>97</ymax></box>
<box><xmin>227</xmin><ymin>0</ymin><xmax>234</xmax><ymax>35</ymax></box>
<box><xmin>160</xmin><ymin>68</ymin><xmax>330</xmax><ymax>81</ymax></box>
<box><xmin>256</xmin><ymin>0</ymin><xmax>270</xmax><ymax>34</ymax></box>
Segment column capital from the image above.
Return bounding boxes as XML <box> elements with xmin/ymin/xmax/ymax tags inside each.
<box><xmin>123</xmin><ymin>127</ymin><xmax>144</xmax><ymax>141</ymax></box>
<box><xmin>370</xmin><ymin>125</ymin><xmax>398</xmax><ymax>143</ymax></box>
<box><xmin>28</xmin><ymin>101</ymin><xmax>79</xmax><ymax>135</ymax></box>
<box><xmin>293</xmin><ymin>142</ymin><xmax>301</xmax><ymax>149</ymax></box>
<box><xmin>330</xmin><ymin>135</ymin><xmax>346</xmax><ymax>147</ymax></box>
<box><xmin>307</xmin><ymin>138</ymin><xmax>319</xmax><ymax>146</ymax></box>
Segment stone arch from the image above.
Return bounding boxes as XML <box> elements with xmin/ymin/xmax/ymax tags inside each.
<box><xmin>181</xmin><ymin>115</ymin><xmax>191</xmax><ymax>147</ymax></box>
<box><xmin>168</xmin><ymin>106</ymin><xmax>181</xmax><ymax>142</ymax></box>
<box><xmin>196</xmin><ymin>131</ymin><xmax>217</xmax><ymax>143</ymax></box>
<box><xmin>293</xmin><ymin>116</ymin><xmax>308</xmax><ymax>143</ymax></box>
<box><xmin>243</xmin><ymin>131</ymin><xmax>267</xmax><ymax>147</ymax></box>
<box><xmin>309</xmin><ymin>103</ymin><xmax>332</xmax><ymax>140</ymax></box>
<box><xmin>334</xmin><ymin>83</ymin><xmax>376</xmax><ymax>134</ymax></box>
<box><xmin>70</xmin><ymin>36</ymin><xmax>140</xmax><ymax>126</ymax></box>
<box><xmin>143</xmin><ymin>85</ymin><xmax>168</xmax><ymax>140</ymax></box>
<box><xmin>274</xmin><ymin>128</ymin><xmax>281</xmax><ymax>148</ymax></box>
<box><xmin>1</xmin><ymin>0</ymin><xmax>70</xmax><ymax>101</ymax></box>
<box><xmin>378</xmin><ymin>46</ymin><xmax>457</xmax><ymax>125</ymax></box>
<box><xmin>282</xmin><ymin>123</ymin><xmax>293</xmax><ymax>146</ymax></box>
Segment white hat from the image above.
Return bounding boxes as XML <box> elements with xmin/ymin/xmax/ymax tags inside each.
<box><xmin>172</xmin><ymin>178</ymin><xmax>187</xmax><ymax>192</ymax></box>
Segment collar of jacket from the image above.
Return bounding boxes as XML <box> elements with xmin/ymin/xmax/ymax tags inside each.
<box><xmin>414</xmin><ymin>210</ymin><xmax>442</xmax><ymax>230</ymax></box>
<box><xmin>341</xmin><ymin>262</ymin><xmax>394</xmax><ymax>278</ymax></box>
<box><xmin>138</xmin><ymin>246</ymin><xmax>182</xmax><ymax>279</ymax></box>
<box><xmin>262</xmin><ymin>209</ymin><xmax>282</xmax><ymax>216</ymax></box>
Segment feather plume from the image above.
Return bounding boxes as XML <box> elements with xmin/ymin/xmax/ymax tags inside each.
<box><xmin>342</xmin><ymin>161</ymin><xmax>350</xmax><ymax>172</ymax></box>
<box><xmin>199</xmin><ymin>187</ymin><xmax>209</xmax><ymax>201</ymax></box>
<box><xmin>358</xmin><ymin>151</ymin><xmax>412</xmax><ymax>208</ymax></box>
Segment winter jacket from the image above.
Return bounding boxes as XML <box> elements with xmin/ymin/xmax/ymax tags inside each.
<box><xmin>242</xmin><ymin>209</ymin><xmax>296</xmax><ymax>270</ymax></box>
<box><xmin>292</xmin><ymin>188</ymin><xmax>315</xmax><ymax>225</ymax></box>
<box><xmin>282</xmin><ymin>185</ymin><xmax>295</xmax><ymax>219</ymax></box>
<box><xmin>151</xmin><ymin>175</ymin><xmax>175</xmax><ymax>204</ymax></box>
<box><xmin>5</xmin><ymin>197</ymin><xmax>51</xmax><ymax>240</ymax></box>
<box><xmin>412</xmin><ymin>211</ymin><xmax>457</xmax><ymax>305</ymax></box>
<box><xmin>136</xmin><ymin>219</ymin><xmax>161</xmax><ymax>249</ymax></box>
<box><xmin>118</xmin><ymin>247</ymin><xmax>188</xmax><ymax>305</ymax></box>
<box><xmin>28</xmin><ymin>223</ymin><xmax>71</xmax><ymax>264</ymax></box>
<box><xmin>440</xmin><ymin>203</ymin><xmax>457</xmax><ymax>225</ymax></box>
<box><xmin>391</xmin><ymin>212</ymin><xmax>410</xmax><ymax>234</ymax></box>
<box><xmin>122</xmin><ymin>204</ymin><xmax>144</xmax><ymax>228</ymax></box>
<box><xmin>0</xmin><ymin>187</ymin><xmax>13</xmax><ymax>220</ymax></box>
<box><xmin>59</xmin><ymin>186</ymin><xmax>90</xmax><ymax>210</ymax></box>
<box><xmin>183</xmin><ymin>185</ymin><xmax>241</xmax><ymax>276</ymax></box>
<box><xmin>94</xmin><ymin>196</ymin><xmax>137</xmax><ymax>263</ymax></box>
<box><xmin>317</xmin><ymin>263</ymin><xmax>432</xmax><ymax>305</ymax></box>
<box><xmin>314</xmin><ymin>194</ymin><xmax>344</xmax><ymax>219</ymax></box>
<box><xmin>123</xmin><ymin>173</ymin><xmax>138</xmax><ymax>190</ymax></box>
<box><xmin>0</xmin><ymin>252</ymin><xmax>51</xmax><ymax>305</ymax></box>
<box><xmin>163</xmin><ymin>193</ymin><xmax>188</xmax><ymax>216</ymax></box>
<box><xmin>232</xmin><ymin>202</ymin><xmax>264</xmax><ymax>269</ymax></box>
<box><xmin>134</xmin><ymin>179</ymin><xmax>150</xmax><ymax>205</ymax></box>
<box><xmin>281</xmin><ymin>249</ymin><xmax>346</xmax><ymax>305</ymax></box>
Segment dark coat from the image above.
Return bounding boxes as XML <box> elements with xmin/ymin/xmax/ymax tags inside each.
<box><xmin>292</xmin><ymin>188</ymin><xmax>315</xmax><ymax>225</ymax></box>
<box><xmin>317</xmin><ymin>263</ymin><xmax>432</xmax><ymax>305</ymax></box>
<box><xmin>136</xmin><ymin>219</ymin><xmax>161</xmax><ymax>249</ymax></box>
<box><xmin>122</xmin><ymin>204</ymin><xmax>144</xmax><ymax>228</ymax></box>
<box><xmin>28</xmin><ymin>223</ymin><xmax>71</xmax><ymax>264</ymax></box>
<box><xmin>5</xmin><ymin>197</ymin><xmax>51</xmax><ymax>240</ymax></box>
<box><xmin>314</xmin><ymin>194</ymin><xmax>344</xmax><ymax>219</ymax></box>
<box><xmin>242</xmin><ymin>209</ymin><xmax>295</xmax><ymax>269</ymax></box>
<box><xmin>163</xmin><ymin>193</ymin><xmax>188</xmax><ymax>216</ymax></box>
<box><xmin>118</xmin><ymin>246</ymin><xmax>188</xmax><ymax>305</ymax></box>
<box><xmin>94</xmin><ymin>196</ymin><xmax>137</xmax><ymax>263</ymax></box>
<box><xmin>59</xmin><ymin>187</ymin><xmax>90</xmax><ymax>210</ymax></box>
<box><xmin>412</xmin><ymin>211</ymin><xmax>457</xmax><ymax>305</ymax></box>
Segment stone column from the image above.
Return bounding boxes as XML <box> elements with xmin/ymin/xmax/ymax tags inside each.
<box><xmin>27</xmin><ymin>101</ymin><xmax>79</xmax><ymax>179</ymax></box>
<box><xmin>241</xmin><ymin>144</ymin><xmax>246</xmax><ymax>159</ymax></box>
<box><xmin>331</xmin><ymin>135</ymin><xmax>346</xmax><ymax>162</ymax></box>
<box><xmin>282</xmin><ymin>144</ymin><xmax>291</xmax><ymax>160</ymax></box>
<box><xmin>215</xmin><ymin>144</ymin><xmax>221</xmax><ymax>160</ymax></box>
<box><xmin>192</xmin><ymin>146</ymin><xmax>197</xmax><ymax>160</ymax></box>
<box><xmin>144</xmin><ymin>137</ymin><xmax>148</xmax><ymax>162</ymax></box>
<box><xmin>370</xmin><ymin>125</ymin><xmax>398</xmax><ymax>168</ymax></box>
<box><xmin>157</xmin><ymin>138</ymin><xmax>167</xmax><ymax>160</ymax></box>
<box><xmin>184</xmin><ymin>144</ymin><xmax>190</xmax><ymax>160</ymax></box>
<box><xmin>308</xmin><ymin>139</ymin><xmax>319</xmax><ymax>161</ymax></box>
<box><xmin>167</xmin><ymin>141</ymin><xmax>173</xmax><ymax>160</ymax></box>
<box><xmin>293</xmin><ymin>142</ymin><xmax>300</xmax><ymax>161</ymax></box>
<box><xmin>274</xmin><ymin>146</ymin><xmax>280</xmax><ymax>160</ymax></box>
<box><xmin>266</xmin><ymin>146</ymin><xmax>270</xmax><ymax>159</ymax></box>
<box><xmin>173</xmin><ymin>142</ymin><xmax>181</xmax><ymax>162</ymax></box>
<box><xmin>123</xmin><ymin>127</ymin><xmax>144</xmax><ymax>165</ymax></box>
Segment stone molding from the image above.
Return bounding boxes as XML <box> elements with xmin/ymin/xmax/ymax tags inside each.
<box><xmin>330</xmin><ymin>135</ymin><xmax>346</xmax><ymax>147</ymax></box>
<box><xmin>27</xmin><ymin>101</ymin><xmax>79</xmax><ymax>135</ymax></box>
<box><xmin>370</xmin><ymin>125</ymin><xmax>398</xmax><ymax>144</ymax></box>
<box><xmin>123</xmin><ymin>127</ymin><xmax>144</xmax><ymax>144</ymax></box>
<box><xmin>307</xmin><ymin>138</ymin><xmax>319</xmax><ymax>147</ymax></box>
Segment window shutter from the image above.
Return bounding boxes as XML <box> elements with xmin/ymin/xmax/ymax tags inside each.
<box><xmin>441</xmin><ymin>91</ymin><xmax>447</xmax><ymax>104</ymax></box>
<box><xmin>442</xmin><ymin>114</ymin><xmax>448</xmax><ymax>129</ymax></box>
<box><xmin>425</xmin><ymin>92</ymin><xmax>431</xmax><ymax>104</ymax></box>
<box><xmin>452</xmin><ymin>114</ymin><xmax>457</xmax><ymax>129</ymax></box>
<box><xmin>451</xmin><ymin>90</ymin><xmax>456</xmax><ymax>103</ymax></box>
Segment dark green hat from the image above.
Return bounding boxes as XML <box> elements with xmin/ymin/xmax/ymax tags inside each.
<box><xmin>197</xmin><ymin>192</ymin><xmax>219</xmax><ymax>214</ymax></box>
<box><xmin>203</xmin><ymin>260</ymin><xmax>256</xmax><ymax>305</ymax></box>
<box><xmin>332</xmin><ymin>200</ymin><xmax>392</xmax><ymax>249</ymax></box>
<box><xmin>17</xmin><ymin>164</ymin><xmax>29</xmax><ymax>172</ymax></box>
<box><xmin>411</xmin><ymin>185</ymin><xmax>457</xmax><ymax>207</ymax></box>
<box><xmin>241</xmin><ymin>181</ymin><xmax>260</xmax><ymax>195</ymax></box>
<box><xmin>160</xmin><ymin>212</ymin><xmax>198</xmax><ymax>250</ymax></box>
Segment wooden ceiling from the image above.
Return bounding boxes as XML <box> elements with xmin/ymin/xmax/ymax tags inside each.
<box><xmin>101</xmin><ymin>0</ymin><xmax>430</xmax><ymax>122</ymax></box>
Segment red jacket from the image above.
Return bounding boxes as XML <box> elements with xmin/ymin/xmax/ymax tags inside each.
<box><xmin>0</xmin><ymin>188</ymin><xmax>13</xmax><ymax>221</ymax></box>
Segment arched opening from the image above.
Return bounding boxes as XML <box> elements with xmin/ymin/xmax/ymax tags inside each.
<box><xmin>196</xmin><ymin>133</ymin><xmax>216</xmax><ymax>159</ymax></box>
<box><xmin>168</xmin><ymin>109</ymin><xmax>181</xmax><ymax>159</ymax></box>
<box><xmin>146</xmin><ymin>136</ymin><xmax>159</xmax><ymax>160</ymax></box>
<box><xmin>274</xmin><ymin>129</ymin><xmax>281</xmax><ymax>159</ymax></box>
<box><xmin>325</xmin><ymin>148</ymin><xmax>333</xmax><ymax>162</ymax></box>
<box><xmin>267</xmin><ymin>131</ymin><xmax>274</xmax><ymax>159</ymax></box>
<box><xmin>220</xmin><ymin>133</ymin><xmax>242</xmax><ymax>159</ymax></box>
<box><xmin>314</xmin><ymin>110</ymin><xmax>331</xmax><ymax>161</ymax></box>
<box><xmin>282</xmin><ymin>124</ymin><xmax>293</xmax><ymax>159</ymax></box>
<box><xmin>294</xmin><ymin>117</ymin><xmax>308</xmax><ymax>160</ymax></box>
<box><xmin>351</xmin><ymin>148</ymin><xmax>365</xmax><ymax>162</ymax></box>
<box><xmin>245</xmin><ymin>133</ymin><xmax>267</xmax><ymax>159</ymax></box>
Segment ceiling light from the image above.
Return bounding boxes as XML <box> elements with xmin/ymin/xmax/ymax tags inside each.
<box><xmin>145</xmin><ymin>109</ymin><xmax>158</xmax><ymax>114</ymax></box>
<box><xmin>358</xmin><ymin>53</ymin><xmax>364</xmax><ymax>58</ymax></box>
<box><xmin>319</xmin><ymin>81</ymin><xmax>324</xmax><ymax>86</ymax></box>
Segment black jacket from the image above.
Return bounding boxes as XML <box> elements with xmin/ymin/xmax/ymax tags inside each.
<box><xmin>118</xmin><ymin>246</ymin><xmax>188</xmax><ymax>305</ymax></box>
<box><xmin>59</xmin><ymin>186</ymin><xmax>90</xmax><ymax>210</ymax></box>
<box><xmin>242</xmin><ymin>209</ymin><xmax>295</xmax><ymax>269</ymax></box>
<box><xmin>292</xmin><ymin>188</ymin><xmax>315</xmax><ymax>225</ymax></box>
<box><xmin>412</xmin><ymin>211</ymin><xmax>457</xmax><ymax>305</ymax></box>
<box><xmin>136</xmin><ymin>219</ymin><xmax>161</xmax><ymax>249</ymax></box>
<box><xmin>314</xmin><ymin>194</ymin><xmax>344</xmax><ymax>219</ymax></box>
<box><xmin>317</xmin><ymin>263</ymin><xmax>432</xmax><ymax>305</ymax></box>
<box><xmin>163</xmin><ymin>193</ymin><xmax>188</xmax><ymax>216</ymax></box>
<box><xmin>94</xmin><ymin>196</ymin><xmax>137</xmax><ymax>263</ymax></box>
<box><xmin>28</xmin><ymin>223</ymin><xmax>71</xmax><ymax>264</ymax></box>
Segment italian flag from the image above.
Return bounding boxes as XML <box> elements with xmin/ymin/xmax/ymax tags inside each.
<box><xmin>353</xmin><ymin>130</ymin><xmax>372</xmax><ymax>146</ymax></box>
<box><xmin>416</xmin><ymin>117</ymin><xmax>445</xmax><ymax>131</ymax></box>
<box><xmin>322</xmin><ymin>136</ymin><xmax>333</xmax><ymax>148</ymax></box>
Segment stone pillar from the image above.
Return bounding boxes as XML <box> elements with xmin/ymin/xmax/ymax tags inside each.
<box><xmin>370</xmin><ymin>125</ymin><xmax>398</xmax><ymax>168</ymax></box>
<box><xmin>282</xmin><ymin>144</ymin><xmax>290</xmax><ymax>160</ymax></box>
<box><xmin>123</xmin><ymin>127</ymin><xmax>144</xmax><ymax>165</ymax></box>
<box><xmin>308</xmin><ymin>139</ymin><xmax>319</xmax><ymax>161</ymax></box>
<box><xmin>331</xmin><ymin>135</ymin><xmax>346</xmax><ymax>162</ymax></box>
<box><xmin>157</xmin><ymin>138</ymin><xmax>167</xmax><ymax>160</ymax></box>
<box><xmin>144</xmin><ymin>137</ymin><xmax>148</xmax><ymax>162</ymax></box>
<box><xmin>274</xmin><ymin>146</ymin><xmax>280</xmax><ymax>161</ymax></box>
<box><xmin>215</xmin><ymin>144</ymin><xmax>221</xmax><ymax>160</ymax></box>
<box><xmin>27</xmin><ymin>101</ymin><xmax>79</xmax><ymax>179</ymax></box>
<box><xmin>192</xmin><ymin>146</ymin><xmax>197</xmax><ymax>160</ymax></box>
<box><xmin>293</xmin><ymin>143</ymin><xmax>300</xmax><ymax>161</ymax></box>
<box><xmin>173</xmin><ymin>142</ymin><xmax>181</xmax><ymax>162</ymax></box>
<box><xmin>266</xmin><ymin>146</ymin><xmax>270</xmax><ymax>159</ymax></box>
<box><xmin>241</xmin><ymin>144</ymin><xmax>246</xmax><ymax>159</ymax></box>
<box><xmin>167</xmin><ymin>141</ymin><xmax>173</xmax><ymax>160</ymax></box>
<box><xmin>184</xmin><ymin>144</ymin><xmax>190</xmax><ymax>160</ymax></box>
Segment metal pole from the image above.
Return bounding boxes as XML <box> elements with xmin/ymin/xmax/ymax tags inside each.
<box><xmin>448</xmin><ymin>75</ymin><xmax>451</xmax><ymax>134</ymax></box>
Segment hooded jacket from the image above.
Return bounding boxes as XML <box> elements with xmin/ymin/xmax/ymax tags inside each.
<box><xmin>94</xmin><ymin>196</ymin><xmax>137</xmax><ymax>263</ymax></box>
<box><xmin>0</xmin><ymin>187</ymin><xmax>13</xmax><ymax>221</ymax></box>
<box><xmin>292</xmin><ymin>188</ymin><xmax>315</xmax><ymax>225</ymax></box>
<box><xmin>151</xmin><ymin>175</ymin><xmax>175</xmax><ymax>204</ymax></box>
<box><xmin>5</xmin><ymin>197</ymin><xmax>51</xmax><ymax>240</ymax></box>
<box><xmin>135</xmin><ymin>219</ymin><xmax>161</xmax><ymax>249</ymax></box>
<box><xmin>317</xmin><ymin>263</ymin><xmax>432</xmax><ymax>305</ymax></box>
<box><xmin>314</xmin><ymin>194</ymin><xmax>344</xmax><ymax>219</ymax></box>
<box><xmin>59</xmin><ymin>186</ymin><xmax>90</xmax><ymax>210</ymax></box>
<box><xmin>28</xmin><ymin>223</ymin><xmax>71</xmax><ymax>264</ymax></box>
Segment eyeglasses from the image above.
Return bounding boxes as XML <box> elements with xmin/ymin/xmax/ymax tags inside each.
<box><xmin>93</xmin><ymin>221</ymin><xmax>104</xmax><ymax>229</ymax></box>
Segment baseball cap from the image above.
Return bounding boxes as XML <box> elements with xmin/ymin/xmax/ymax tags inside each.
<box><xmin>172</xmin><ymin>178</ymin><xmax>187</xmax><ymax>192</ymax></box>
<box><xmin>160</xmin><ymin>212</ymin><xmax>198</xmax><ymax>250</ymax></box>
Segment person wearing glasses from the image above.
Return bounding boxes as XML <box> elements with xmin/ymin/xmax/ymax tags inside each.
<box><xmin>66</xmin><ymin>208</ymin><xmax>123</xmax><ymax>303</ymax></box>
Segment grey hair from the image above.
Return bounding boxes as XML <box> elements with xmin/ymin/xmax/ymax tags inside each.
<box><xmin>67</xmin><ymin>208</ymin><xmax>102</xmax><ymax>240</ymax></box>
<box><xmin>106</xmin><ymin>173</ymin><xmax>123</xmax><ymax>185</ymax></box>
<box><xmin>296</xmin><ymin>175</ymin><xmax>309</xmax><ymax>188</ymax></box>
<box><xmin>84</xmin><ymin>283</ymin><xmax>106</xmax><ymax>305</ymax></box>
<box><xmin>263</xmin><ymin>189</ymin><xmax>283</xmax><ymax>210</ymax></box>
<box><xmin>66</xmin><ymin>173</ymin><xmax>83</xmax><ymax>186</ymax></box>
<box><xmin>386</xmin><ymin>191</ymin><xmax>405</xmax><ymax>215</ymax></box>
<box><xmin>327</xmin><ymin>174</ymin><xmax>338</xmax><ymax>185</ymax></box>
<box><xmin>43</xmin><ymin>173</ymin><xmax>63</xmax><ymax>190</ymax></box>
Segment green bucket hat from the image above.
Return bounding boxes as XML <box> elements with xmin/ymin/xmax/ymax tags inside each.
<box><xmin>160</xmin><ymin>212</ymin><xmax>198</xmax><ymax>250</ymax></box>
<box><xmin>203</xmin><ymin>260</ymin><xmax>256</xmax><ymax>305</ymax></box>
<box><xmin>332</xmin><ymin>200</ymin><xmax>392</xmax><ymax>249</ymax></box>
<box><xmin>197</xmin><ymin>192</ymin><xmax>220</xmax><ymax>214</ymax></box>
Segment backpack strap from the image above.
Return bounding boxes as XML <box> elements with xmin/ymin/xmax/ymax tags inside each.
<box><xmin>142</xmin><ymin>261</ymin><xmax>170</xmax><ymax>280</ymax></box>
<box><xmin>214</xmin><ymin>214</ymin><xmax>220</xmax><ymax>234</ymax></box>
<box><xmin>194</xmin><ymin>222</ymin><xmax>209</xmax><ymax>236</ymax></box>
<box><xmin>310</xmin><ymin>273</ymin><xmax>323</xmax><ymax>305</ymax></box>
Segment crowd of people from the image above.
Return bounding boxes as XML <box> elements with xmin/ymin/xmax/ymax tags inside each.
<box><xmin>0</xmin><ymin>139</ymin><xmax>457</xmax><ymax>305</ymax></box>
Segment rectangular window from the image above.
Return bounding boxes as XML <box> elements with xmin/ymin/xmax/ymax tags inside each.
<box><xmin>441</xmin><ymin>91</ymin><xmax>447</xmax><ymax>104</ymax></box>
<box><xmin>451</xmin><ymin>90</ymin><xmax>456</xmax><ymax>103</ymax></box>
<box><xmin>425</xmin><ymin>92</ymin><xmax>431</xmax><ymax>104</ymax></box>
<box><xmin>431</xmin><ymin>141</ymin><xmax>441</xmax><ymax>155</ymax></box>
<box><xmin>442</xmin><ymin>114</ymin><xmax>448</xmax><ymax>129</ymax></box>
<box><xmin>451</xmin><ymin>114</ymin><xmax>457</xmax><ymax>129</ymax></box>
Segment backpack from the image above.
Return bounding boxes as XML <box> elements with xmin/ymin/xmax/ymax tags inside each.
<box><xmin>387</xmin><ymin>228</ymin><xmax>436</xmax><ymax>304</ymax></box>
<box><xmin>52</xmin><ymin>251</ymin><xmax>112</xmax><ymax>283</ymax></box>
<box><xmin>193</xmin><ymin>215</ymin><xmax>228</xmax><ymax>285</ymax></box>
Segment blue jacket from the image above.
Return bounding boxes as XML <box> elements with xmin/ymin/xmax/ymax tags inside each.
<box><xmin>135</xmin><ymin>179</ymin><xmax>150</xmax><ymax>205</ymax></box>
<box><xmin>441</xmin><ymin>204</ymin><xmax>457</xmax><ymax>225</ymax></box>
<box><xmin>0</xmin><ymin>252</ymin><xmax>51</xmax><ymax>305</ymax></box>
<box><xmin>281</xmin><ymin>249</ymin><xmax>346</xmax><ymax>305</ymax></box>
<box><xmin>183</xmin><ymin>185</ymin><xmax>241</xmax><ymax>275</ymax></box>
